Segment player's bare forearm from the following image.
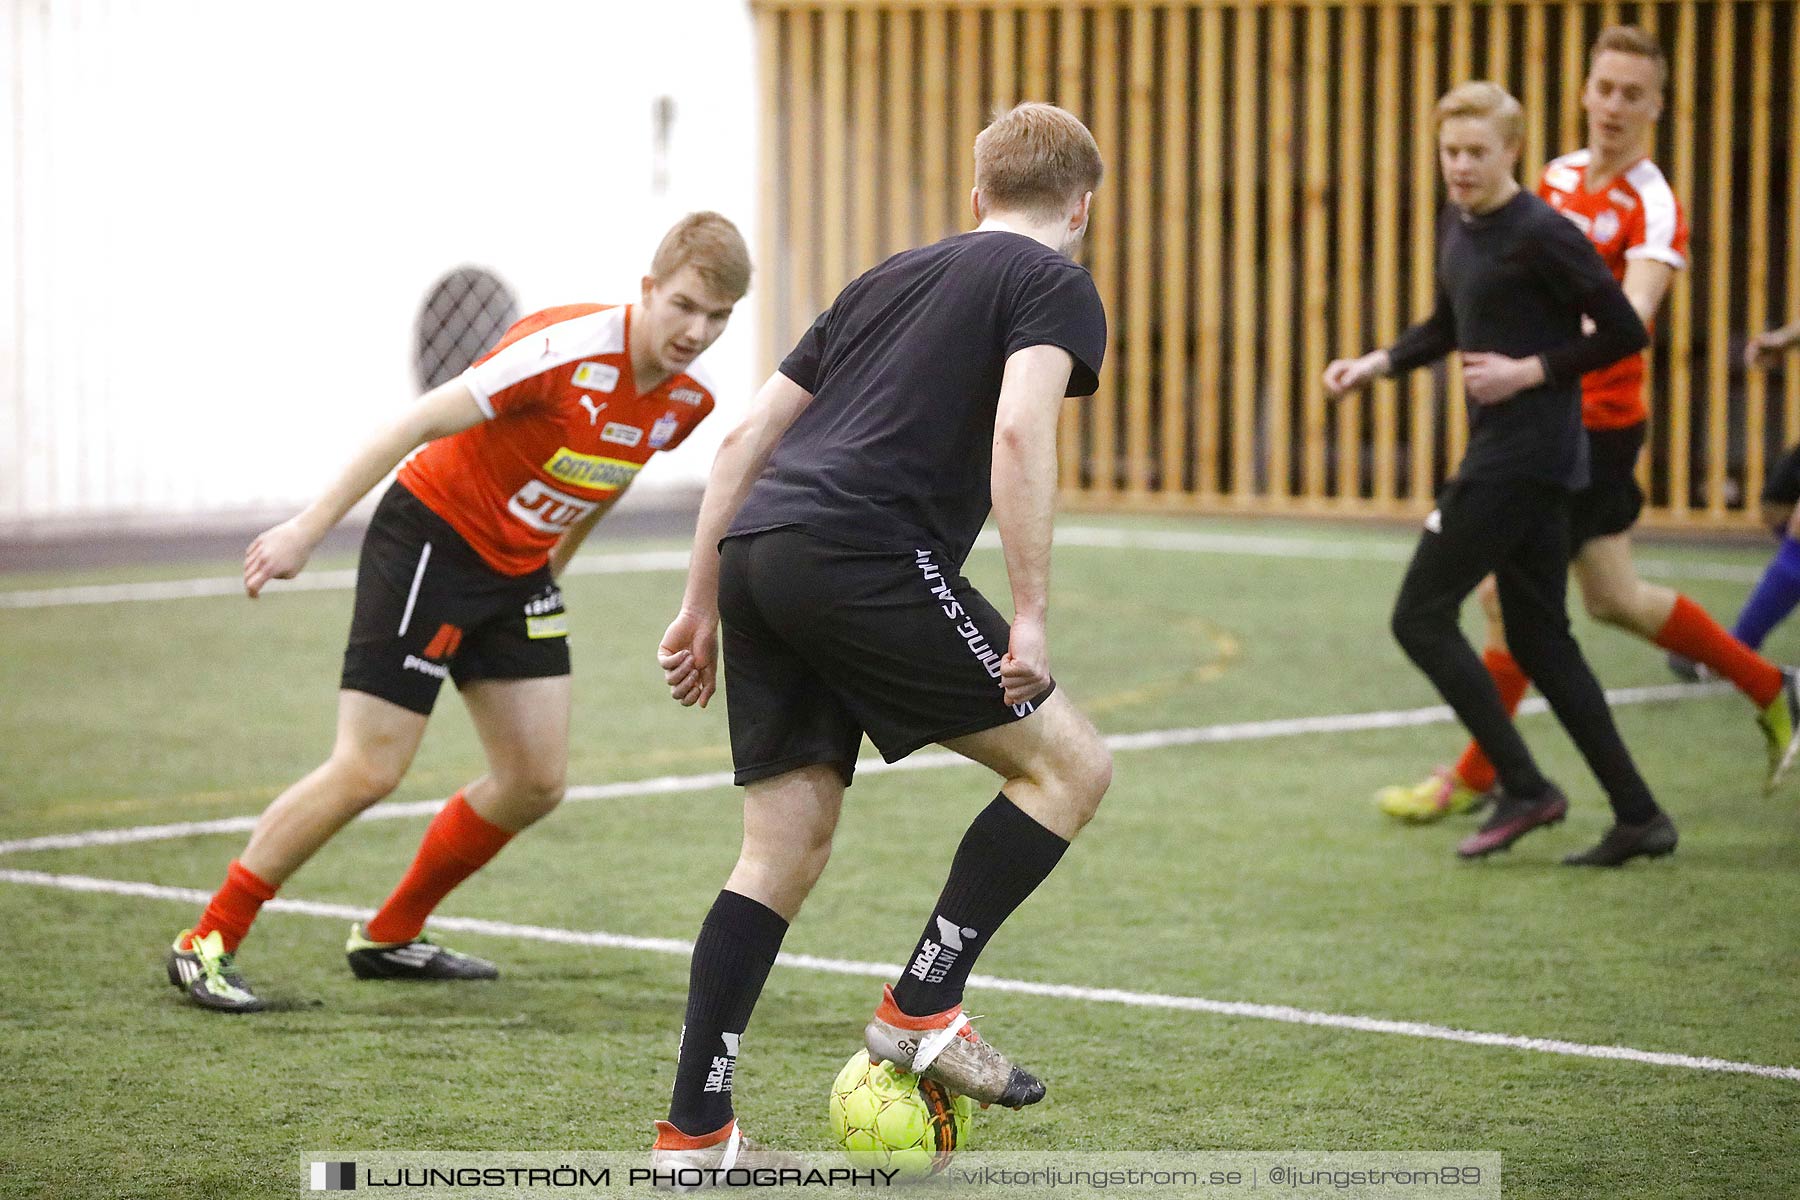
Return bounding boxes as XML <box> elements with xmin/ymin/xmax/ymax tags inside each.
<box><xmin>991</xmin><ymin>345</ymin><xmax>1075</xmax><ymax>627</ymax></box>
<box><xmin>295</xmin><ymin>381</ymin><xmax>486</xmax><ymax>543</ymax></box>
<box><xmin>679</xmin><ymin>371</ymin><xmax>816</xmax><ymax>616</ymax></box>
<box><xmin>245</xmin><ymin>381</ymin><xmax>486</xmax><ymax>598</ymax></box>
<box><xmin>660</xmin><ymin>372</ymin><xmax>814</xmax><ymax>709</ymax></box>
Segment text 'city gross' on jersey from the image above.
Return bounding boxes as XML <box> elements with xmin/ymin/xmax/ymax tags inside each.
<box><xmin>398</xmin><ymin>304</ymin><xmax>716</xmax><ymax>576</ymax></box>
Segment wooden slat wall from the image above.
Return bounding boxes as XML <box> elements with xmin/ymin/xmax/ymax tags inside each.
<box><xmin>756</xmin><ymin>0</ymin><xmax>1797</xmax><ymax>531</ymax></box>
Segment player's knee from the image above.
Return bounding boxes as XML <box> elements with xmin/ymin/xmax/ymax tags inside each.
<box><xmin>325</xmin><ymin>751</ymin><xmax>406</xmax><ymax>807</ymax></box>
<box><xmin>1072</xmin><ymin>741</ymin><xmax>1113</xmax><ymax>812</ymax></box>
<box><xmin>1389</xmin><ymin>602</ymin><xmax>1444</xmax><ymax>659</ymax></box>
<box><xmin>1040</xmin><ymin>729</ymin><xmax>1110</xmax><ymax>828</ymax></box>
<box><xmin>739</xmin><ymin>832</ymin><xmax>833</xmax><ymax>897</ymax></box>
<box><xmin>1581</xmin><ymin>587</ymin><xmax>1632</xmax><ymax>627</ymax></box>
<box><xmin>505</xmin><ymin>770</ymin><xmax>566</xmax><ymax>820</ymax></box>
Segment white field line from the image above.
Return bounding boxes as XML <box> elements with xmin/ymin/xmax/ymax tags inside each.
<box><xmin>1</xmin><ymin>864</ymin><xmax>1794</xmax><ymax>1084</ymax></box>
<box><xmin>0</xmin><ymin>528</ymin><xmax>1765</xmax><ymax>609</ymax></box>
<box><xmin>0</xmin><ymin>681</ymin><xmax>1733</xmax><ymax>858</ymax></box>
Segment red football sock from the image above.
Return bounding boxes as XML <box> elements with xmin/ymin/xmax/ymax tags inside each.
<box><xmin>1453</xmin><ymin>648</ymin><xmax>1532</xmax><ymax>792</ymax></box>
<box><xmin>1654</xmin><ymin>594</ymin><xmax>1783</xmax><ymax>708</ymax></box>
<box><xmin>191</xmin><ymin>860</ymin><xmax>278</xmax><ymax>954</ymax></box>
<box><xmin>365</xmin><ymin>792</ymin><xmax>513</xmax><ymax>944</ymax></box>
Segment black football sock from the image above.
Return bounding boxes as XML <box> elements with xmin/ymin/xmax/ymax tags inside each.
<box><xmin>666</xmin><ymin>890</ymin><xmax>788</xmax><ymax>1136</ymax></box>
<box><xmin>890</xmin><ymin>794</ymin><xmax>1069</xmax><ymax>1018</ymax></box>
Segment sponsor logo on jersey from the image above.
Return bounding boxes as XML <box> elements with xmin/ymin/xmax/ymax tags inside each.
<box><xmin>669</xmin><ymin>386</ymin><xmax>706</xmax><ymax>407</ymax></box>
<box><xmin>1608</xmin><ymin>188</ymin><xmax>1637</xmax><ymax>211</ymax></box>
<box><xmin>1591</xmin><ymin>208</ymin><xmax>1621</xmax><ymax>244</ymax></box>
<box><xmin>600</xmin><ymin>421</ymin><xmax>643</xmax><ymax>447</ymax></box>
<box><xmin>578</xmin><ymin>396</ymin><xmax>608</xmax><ymax>425</ymax></box>
<box><xmin>541</xmin><ymin>448</ymin><xmax>644</xmax><ymax>492</ymax></box>
<box><xmin>1543</xmin><ymin>164</ymin><xmax>1581</xmax><ymax>193</ymax></box>
<box><xmin>1560</xmin><ymin>209</ymin><xmax>1594</xmax><ymax>237</ymax></box>
<box><xmin>648</xmin><ymin>412</ymin><xmax>681</xmax><ymax>449</ymax></box>
<box><xmin>571</xmin><ymin>361</ymin><xmax>620</xmax><ymax>392</ymax></box>
<box><xmin>506</xmin><ymin>479</ymin><xmax>601</xmax><ymax>533</ymax></box>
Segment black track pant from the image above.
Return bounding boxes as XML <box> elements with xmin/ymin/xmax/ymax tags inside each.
<box><xmin>1390</xmin><ymin>477</ymin><xmax>1657</xmax><ymax>822</ymax></box>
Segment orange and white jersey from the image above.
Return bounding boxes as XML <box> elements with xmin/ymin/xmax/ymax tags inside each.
<box><xmin>398</xmin><ymin>304</ymin><xmax>716</xmax><ymax>576</ymax></box>
<box><xmin>1538</xmin><ymin>149</ymin><xmax>1689</xmax><ymax>430</ymax></box>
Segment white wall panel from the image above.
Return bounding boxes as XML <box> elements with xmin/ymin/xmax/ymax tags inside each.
<box><xmin>3</xmin><ymin>0</ymin><xmax>759</xmax><ymax>525</ymax></box>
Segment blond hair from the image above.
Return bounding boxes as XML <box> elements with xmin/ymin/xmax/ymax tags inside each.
<box><xmin>650</xmin><ymin>211</ymin><xmax>752</xmax><ymax>300</ymax></box>
<box><xmin>973</xmin><ymin>102</ymin><xmax>1104</xmax><ymax>219</ymax></box>
<box><xmin>1590</xmin><ymin>25</ymin><xmax>1668</xmax><ymax>89</ymax></box>
<box><xmin>1436</xmin><ymin>81</ymin><xmax>1525</xmax><ymax>147</ymax></box>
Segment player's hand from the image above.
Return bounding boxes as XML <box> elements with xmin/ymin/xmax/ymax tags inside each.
<box><xmin>658</xmin><ymin>609</ymin><xmax>718</xmax><ymax>709</ymax></box>
<box><xmin>244</xmin><ymin>518</ymin><xmax>318</xmax><ymax>598</ymax></box>
<box><xmin>1000</xmin><ymin>617</ymin><xmax>1051</xmax><ymax>708</ymax></box>
<box><xmin>1461</xmin><ymin>351</ymin><xmax>1544</xmax><ymax>405</ymax></box>
<box><xmin>1746</xmin><ymin>330</ymin><xmax>1789</xmax><ymax>372</ymax></box>
<box><xmin>1323</xmin><ymin>351</ymin><xmax>1388</xmax><ymax>399</ymax></box>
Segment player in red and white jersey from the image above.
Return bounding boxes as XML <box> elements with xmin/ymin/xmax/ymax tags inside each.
<box><xmin>164</xmin><ymin>214</ymin><xmax>750</xmax><ymax>1012</ymax></box>
<box><xmin>1379</xmin><ymin>28</ymin><xmax>1800</xmax><ymax>843</ymax></box>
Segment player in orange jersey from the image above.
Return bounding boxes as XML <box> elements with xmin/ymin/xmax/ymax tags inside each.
<box><xmin>1377</xmin><ymin>27</ymin><xmax>1800</xmax><ymax>855</ymax></box>
<box><xmin>164</xmin><ymin>213</ymin><xmax>750</xmax><ymax>1011</ymax></box>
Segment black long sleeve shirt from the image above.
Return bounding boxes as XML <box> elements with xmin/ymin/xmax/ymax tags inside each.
<box><xmin>1387</xmin><ymin>189</ymin><xmax>1649</xmax><ymax>490</ymax></box>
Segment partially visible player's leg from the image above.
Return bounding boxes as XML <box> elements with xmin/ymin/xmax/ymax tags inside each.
<box><xmin>661</xmin><ymin>764</ymin><xmax>845</xmax><ymax>1147</ymax></box>
<box><xmin>1575</xmin><ymin>531</ymin><xmax>1798</xmax><ymax>789</ymax></box>
<box><xmin>898</xmin><ymin>693</ymin><xmax>1111</xmax><ymax>1018</ymax></box>
<box><xmin>859</xmin><ymin>693</ymin><xmax>1111</xmax><ymax>1111</ymax></box>
<box><xmin>351</xmin><ymin>675</ymin><xmax>571</xmax><ymax>976</ymax></box>
<box><xmin>238</xmin><ymin>691</ymin><xmax>431</xmax><ymax>888</ymax></box>
<box><xmin>1382</xmin><ymin>575</ymin><xmax>1530</xmax><ymax>821</ymax></box>
<box><xmin>1491</xmin><ymin>503</ymin><xmax>1673</xmax><ymax>864</ymax></box>
<box><xmin>1737</xmin><ymin>531</ymin><xmax>1800</xmax><ymax>651</ymax></box>
<box><xmin>1390</xmin><ymin>485</ymin><xmax>1555</xmax><ymax>805</ymax></box>
<box><xmin>658</xmin><ymin>532</ymin><xmax>860</xmax><ymax>1153</ymax></box>
<box><xmin>1575</xmin><ymin>532</ymin><xmax>1783</xmax><ymax>709</ymax></box>
<box><xmin>195</xmin><ymin>690</ymin><xmax>427</xmax><ymax>949</ymax></box>
<box><xmin>167</xmin><ymin>690</ymin><xmax>429</xmax><ymax>1011</ymax></box>
<box><xmin>1726</xmin><ymin>447</ymin><xmax>1800</xmax><ymax>656</ymax></box>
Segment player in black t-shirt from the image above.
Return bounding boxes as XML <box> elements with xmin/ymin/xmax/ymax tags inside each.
<box><xmin>648</xmin><ymin>103</ymin><xmax>1112</xmax><ymax>1171</ymax></box>
<box><xmin>1326</xmin><ymin>82</ymin><xmax>1675</xmax><ymax>867</ymax></box>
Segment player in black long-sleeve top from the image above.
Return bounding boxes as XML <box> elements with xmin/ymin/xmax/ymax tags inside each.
<box><xmin>1326</xmin><ymin>81</ymin><xmax>1676</xmax><ymax>866</ymax></box>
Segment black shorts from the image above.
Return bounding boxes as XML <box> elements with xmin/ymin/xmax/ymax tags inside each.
<box><xmin>718</xmin><ymin>528</ymin><xmax>1054</xmax><ymax>787</ymax></box>
<box><xmin>1567</xmin><ymin>422</ymin><xmax>1647</xmax><ymax>552</ymax></box>
<box><xmin>340</xmin><ymin>483</ymin><xmax>571</xmax><ymax>716</ymax></box>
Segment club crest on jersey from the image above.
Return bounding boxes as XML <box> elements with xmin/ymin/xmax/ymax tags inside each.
<box><xmin>648</xmin><ymin>412</ymin><xmax>681</xmax><ymax>449</ymax></box>
<box><xmin>571</xmin><ymin>361</ymin><xmax>620</xmax><ymax>393</ymax></box>
<box><xmin>669</xmin><ymin>386</ymin><xmax>706</xmax><ymax>407</ymax></box>
<box><xmin>1591</xmin><ymin>209</ymin><xmax>1621</xmax><ymax>244</ymax></box>
<box><xmin>600</xmin><ymin>421</ymin><xmax>643</xmax><ymax>447</ymax></box>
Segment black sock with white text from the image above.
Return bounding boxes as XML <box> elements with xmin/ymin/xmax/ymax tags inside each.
<box><xmin>666</xmin><ymin>890</ymin><xmax>788</xmax><ymax>1136</ymax></box>
<box><xmin>890</xmin><ymin>794</ymin><xmax>1069</xmax><ymax>1018</ymax></box>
